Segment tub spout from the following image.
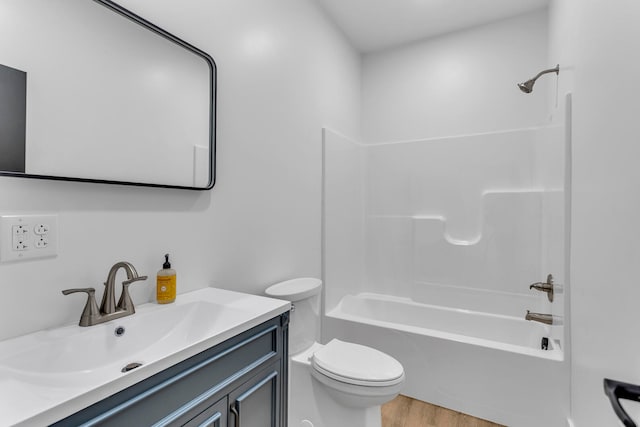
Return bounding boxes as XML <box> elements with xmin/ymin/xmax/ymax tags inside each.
<box><xmin>525</xmin><ymin>310</ymin><xmax>553</xmax><ymax>325</ymax></box>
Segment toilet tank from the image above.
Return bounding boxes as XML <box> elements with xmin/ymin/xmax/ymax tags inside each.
<box><xmin>265</xmin><ymin>278</ymin><xmax>321</xmax><ymax>355</ymax></box>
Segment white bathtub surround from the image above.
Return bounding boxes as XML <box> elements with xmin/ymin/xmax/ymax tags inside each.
<box><xmin>324</xmin><ymin>126</ymin><xmax>566</xmax><ymax>320</ymax></box>
<box><xmin>371</xmin><ymin>190</ymin><xmax>560</xmax><ymax>302</ymax></box>
<box><xmin>322</xmin><ymin>129</ymin><xmax>367</xmax><ymax>314</ymax></box>
<box><xmin>322</xmin><ymin>122</ymin><xmax>569</xmax><ymax>426</ymax></box>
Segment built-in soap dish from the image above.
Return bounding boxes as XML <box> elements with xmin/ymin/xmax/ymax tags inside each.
<box><xmin>121</xmin><ymin>362</ymin><xmax>144</xmax><ymax>373</ymax></box>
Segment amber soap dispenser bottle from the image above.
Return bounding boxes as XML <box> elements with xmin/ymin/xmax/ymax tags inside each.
<box><xmin>157</xmin><ymin>253</ymin><xmax>176</xmax><ymax>304</ymax></box>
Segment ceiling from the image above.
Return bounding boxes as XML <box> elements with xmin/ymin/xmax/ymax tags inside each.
<box><xmin>315</xmin><ymin>0</ymin><xmax>549</xmax><ymax>53</ymax></box>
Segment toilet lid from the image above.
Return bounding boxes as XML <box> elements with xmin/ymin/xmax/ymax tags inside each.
<box><xmin>311</xmin><ymin>339</ymin><xmax>404</xmax><ymax>387</ymax></box>
<box><xmin>265</xmin><ymin>278</ymin><xmax>322</xmax><ymax>301</ymax></box>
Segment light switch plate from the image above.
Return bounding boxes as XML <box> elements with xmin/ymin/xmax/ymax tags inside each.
<box><xmin>0</xmin><ymin>215</ymin><xmax>58</xmax><ymax>262</ymax></box>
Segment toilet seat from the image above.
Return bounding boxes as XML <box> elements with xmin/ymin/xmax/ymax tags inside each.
<box><xmin>311</xmin><ymin>339</ymin><xmax>404</xmax><ymax>387</ymax></box>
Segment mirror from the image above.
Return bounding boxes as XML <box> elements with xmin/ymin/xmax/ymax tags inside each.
<box><xmin>0</xmin><ymin>0</ymin><xmax>216</xmax><ymax>189</ymax></box>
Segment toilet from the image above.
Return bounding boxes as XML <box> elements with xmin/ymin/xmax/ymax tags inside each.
<box><xmin>265</xmin><ymin>278</ymin><xmax>405</xmax><ymax>427</ymax></box>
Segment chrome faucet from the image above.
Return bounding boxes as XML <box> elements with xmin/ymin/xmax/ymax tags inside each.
<box><xmin>62</xmin><ymin>261</ymin><xmax>148</xmax><ymax>326</ymax></box>
<box><xmin>525</xmin><ymin>310</ymin><xmax>553</xmax><ymax>325</ymax></box>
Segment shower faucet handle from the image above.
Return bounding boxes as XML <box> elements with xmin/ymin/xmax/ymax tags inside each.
<box><xmin>529</xmin><ymin>274</ymin><xmax>554</xmax><ymax>302</ymax></box>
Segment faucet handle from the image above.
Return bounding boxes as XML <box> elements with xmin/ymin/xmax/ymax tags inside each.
<box><xmin>62</xmin><ymin>288</ymin><xmax>101</xmax><ymax>327</ymax></box>
<box><xmin>117</xmin><ymin>276</ymin><xmax>147</xmax><ymax>313</ymax></box>
<box><xmin>528</xmin><ymin>274</ymin><xmax>554</xmax><ymax>302</ymax></box>
<box><xmin>62</xmin><ymin>287</ymin><xmax>95</xmax><ymax>295</ymax></box>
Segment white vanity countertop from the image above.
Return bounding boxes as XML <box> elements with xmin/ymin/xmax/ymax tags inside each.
<box><xmin>0</xmin><ymin>287</ymin><xmax>290</xmax><ymax>427</ymax></box>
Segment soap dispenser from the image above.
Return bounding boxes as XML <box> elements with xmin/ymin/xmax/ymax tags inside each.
<box><xmin>157</xmin><ymin>254</ymin><xmax>176</xmax><ymax>304</ymax></box>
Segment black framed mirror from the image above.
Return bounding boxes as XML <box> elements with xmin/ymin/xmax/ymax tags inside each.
<box><xmin>0</xmin><ymin>0</ymin><xmax>216</xmax><ymax>190</ymax></box>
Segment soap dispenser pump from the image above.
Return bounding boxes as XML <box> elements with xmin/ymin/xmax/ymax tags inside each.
<box><xmin>157</xmin><ymin>254</ymin><xmax>176</xmax><ymax>304</ymax></box>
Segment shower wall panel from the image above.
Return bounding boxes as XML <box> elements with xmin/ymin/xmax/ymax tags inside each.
<box><xmin>364</xmin><ymin>127</ymin><xmax>564</xmax><ymax>316</ymax></box>
<box><xmin>322</xmin><ymin>129</ymin><xmax>366</xmax><ymax>311</ymax></box>
<box><xmin>323</xmin><ymin>126</ymin><xmax>565</xmax><ymax>321</ymax></box>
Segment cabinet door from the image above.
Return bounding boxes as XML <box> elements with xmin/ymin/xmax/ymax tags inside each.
<box><xmin>229</xmin><ymin>363</ymin><xmax>281</xmax><ymax>427</ymax></box>
<box><xmin>150</xmin><ymin>395</ymin><xmax>227</xmax><ymax>427</ymax></box>
<box><xmin>183</xmin><ymin>396</ymin><xmax>227</xmax><ymax>427</ymax></box>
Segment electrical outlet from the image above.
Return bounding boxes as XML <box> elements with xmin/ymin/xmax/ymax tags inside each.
<box><xmin>13</xmin><ymin>225</ymin><xmax>28</xmax><ymax>235</ymax></box>
<box><xmin>12</xmin><ymin>225</ymin><xmax>29</xmax><ymax>251</ymax></box>
<box><xmin>0</xmin><ymin>215</ymin><xmax>58</xmax><ymax>262</ymax></box>
<box><xmin>34</xmin><ymin>224</ymin><xmax>50</xmax><ymax>235</ymax></box>
<box><xmin>34</xmin><ymin>236</ymin><xmax>49</xmax><ymax>249</ymax></box>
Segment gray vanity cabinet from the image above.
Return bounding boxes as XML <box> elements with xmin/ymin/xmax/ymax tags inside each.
<box><xmin>51</xmin><ymin>313</ymin><xmax>289</xmax><ymax>427</ymax></box>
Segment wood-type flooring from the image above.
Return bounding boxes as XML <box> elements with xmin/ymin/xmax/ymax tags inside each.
<box><xmin>382</xmin><ymin>395</ymin><xmax>505</xmax><ymax>427</ymax></box>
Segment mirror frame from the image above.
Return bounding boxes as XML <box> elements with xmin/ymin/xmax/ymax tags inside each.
<box><xmin>0</xmin><ymin>0</ymin><xmax>217</xmax><ymax>190</ymax></box>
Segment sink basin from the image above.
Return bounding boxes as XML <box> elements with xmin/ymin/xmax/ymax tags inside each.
<box><xmin>1</xmin><ymin>300</ymin><xmax>249</xmax><ymax>377</ymax></box>
<box><xmin>0</xmin><ymin>287</ymin><xmax>290</xmax><ymax>426</ymax></box>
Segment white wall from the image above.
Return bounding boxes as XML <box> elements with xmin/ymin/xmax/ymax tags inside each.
<box><xmin>549</xmin><ymin>0</ymin><xmax>640</xmax><ymax>425</ymax></box>
<box><xmin>361</xmin><ymin>9</ymin><xmax>550</xmax><ymax>143</ymax></box>
<box><xmin>0</xmin><ymin>0</ymin><xmax>360</xmax><ymax>341</ymax></box>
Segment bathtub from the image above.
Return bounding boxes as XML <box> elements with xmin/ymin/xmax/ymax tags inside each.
<box><xmin>323</xmin><ymin>293</ymin><xmax>570</xmax><ymax>427</ymax></box>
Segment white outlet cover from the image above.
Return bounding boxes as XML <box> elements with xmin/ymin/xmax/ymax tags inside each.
<box><xmin>0</xmin><ymin>215</ymin><xmax>58</xmax><ymax>262</ymax></box>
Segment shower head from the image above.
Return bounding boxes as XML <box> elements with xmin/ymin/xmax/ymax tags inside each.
<box><xmin>517</xmin><ymin>80</ymin><xmax>535</xmax><ymax>93</ymax></box>
<box><xmin>517</xmin><ymin>64</ymin><xmax>559</xmax><ymax>94</ymax></box>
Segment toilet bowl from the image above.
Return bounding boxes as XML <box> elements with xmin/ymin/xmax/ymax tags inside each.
<box><xmin>265</xmin><ymin>278</ymin><xmax>405</xmax><ymax>427</ymax></box>
<box><xmin>310</xmin><ymin>338</ymin><xmax>405</xmax><ymax>408</ymax></box>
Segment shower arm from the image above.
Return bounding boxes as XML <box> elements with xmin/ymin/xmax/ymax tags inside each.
<box><xmin>530</xmin><ymin>65</ymin><xmax>560</xmax><ymax>82</ymax></box>
<box><xmin>518</xmin><ymin>64</ymin><xmax>560</xmax><ymax>93</ymax></box>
